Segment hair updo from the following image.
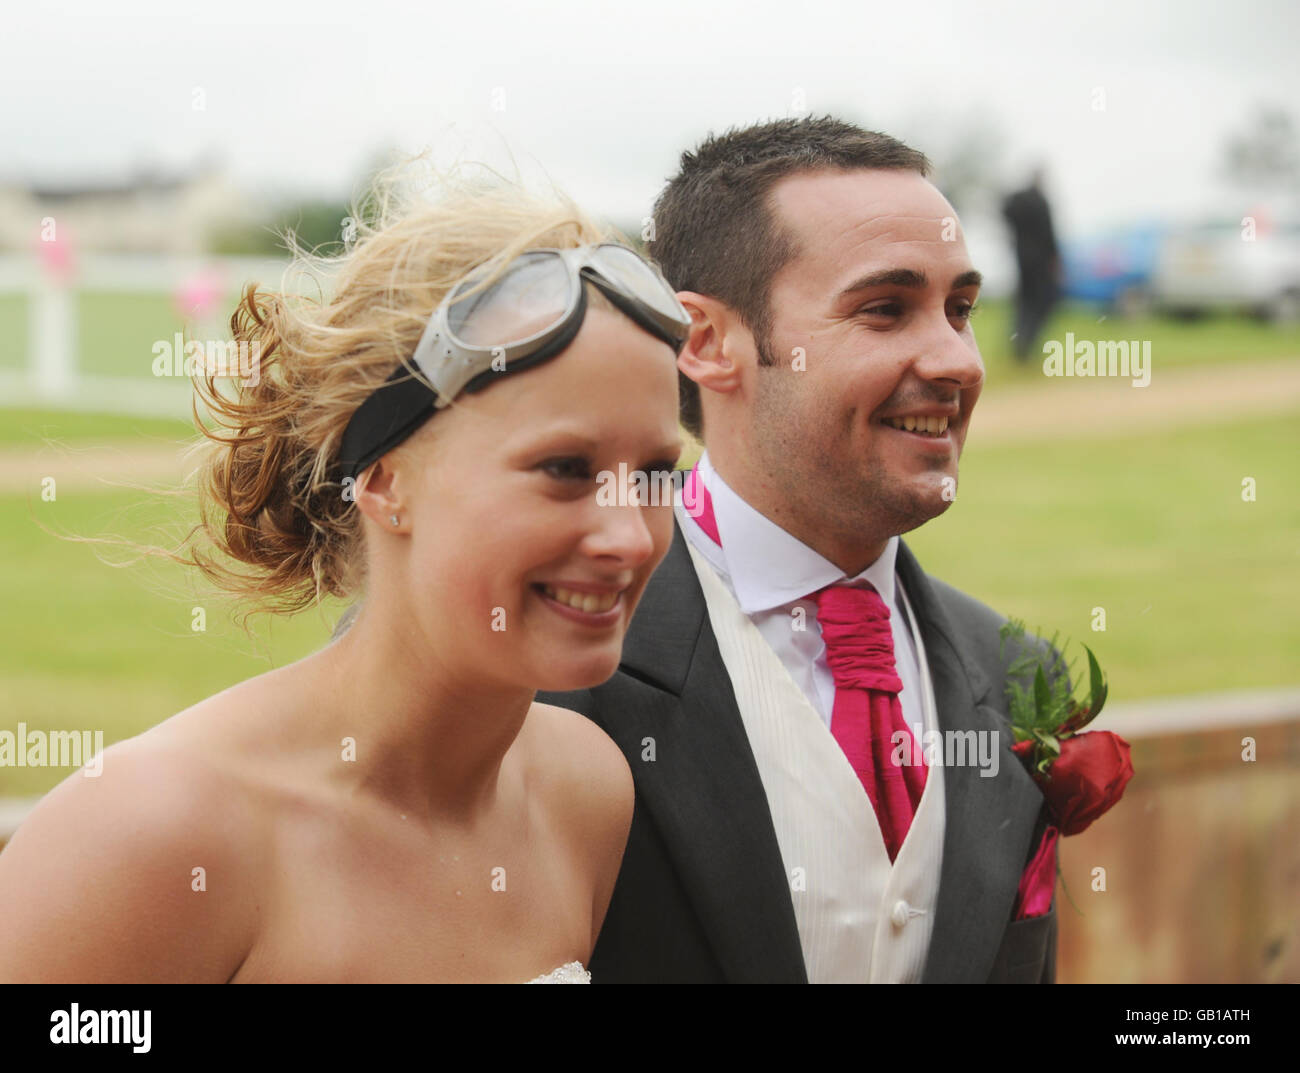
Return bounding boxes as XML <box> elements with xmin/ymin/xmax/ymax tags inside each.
<box><xmin>188</xmin><ymin>163</ymin><xmax>609</xmax><ymax>617</ymax></box>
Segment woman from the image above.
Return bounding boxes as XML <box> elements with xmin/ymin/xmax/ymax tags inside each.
<box><xmin>0</xmin><ymin>172</ymin><xmax>689</xmax><ymax>982</ymax></box>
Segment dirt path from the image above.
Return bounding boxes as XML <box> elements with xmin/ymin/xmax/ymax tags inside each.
<box><xmin>972</xmin><ymin>356</ymin><xmax>1300</xmax><ymax>443</ymax></box>
<box><xmin>0</xmin><ymin>443</ymin><xmax>200</xmax><ymax>496</ymax></box>
<box><xmin>1</xmin><ymin>358</ymin><xmax>1296</xmax><ymax>493</ymax></box>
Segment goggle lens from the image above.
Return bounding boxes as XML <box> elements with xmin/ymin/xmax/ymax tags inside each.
<box><xmin>445</xmin><ymin>252</ymin><xmax>571</xmax><ymax>349</ymax></box>
<box><xmin>588</xmin><ymin>244</ymin><xmax>682</xmax><ymax>321</ymax></box>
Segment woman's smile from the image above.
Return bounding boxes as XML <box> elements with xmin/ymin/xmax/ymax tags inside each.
<box><xmin>533</xmin><ymin>582</ymin><xmax>627</xmax><ymax>626</ymax></box>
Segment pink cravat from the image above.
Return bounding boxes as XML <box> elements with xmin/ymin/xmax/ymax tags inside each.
<box><xmin>682</xmin><ymin>464</ymin><xmax>927</xmax><ymax>862</ymax></box>
<box><xmin>814</xmin><ymin>584</ymin><xmax>927</xmax><ymax>862</ymax></box>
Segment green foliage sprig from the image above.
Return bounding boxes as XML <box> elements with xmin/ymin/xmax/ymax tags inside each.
<box><xmin>998</xmin><ymin>618</ymin><xmax>1110</xmax><ymax>777</ymax></box>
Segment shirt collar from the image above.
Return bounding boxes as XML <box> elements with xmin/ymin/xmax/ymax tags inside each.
<box><xmin>690</xmin><ymin>451</ymin><xmax>898</xmax><ymax>614</ymax></box>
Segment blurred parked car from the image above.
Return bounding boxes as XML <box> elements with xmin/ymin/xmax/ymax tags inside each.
<box><xmin>1152</xmin><ymin>210</ymin><xmax>1300</xmax><ymax>322</ymax></box>
<box><xmin>1060</xmin><ymin>224</ymin><xmax>1166</xmax><ymax>316</ymax></box>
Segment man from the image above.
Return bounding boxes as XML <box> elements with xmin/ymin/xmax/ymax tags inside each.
<box><xmin>538</xmin><ymin>116</ymin><xmax>1060</xmax><ymax>983</ymax></box>
<box><xmin>1003</xmin><ymin>167</ymin><xmax>1062</xmax><ymax>361</ymax></box>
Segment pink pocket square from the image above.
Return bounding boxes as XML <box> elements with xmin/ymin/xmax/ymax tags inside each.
<box><xmin>1012</xmin><ymin>825</ymin><xmax>1060</xmax><ymax>920</ymax></box>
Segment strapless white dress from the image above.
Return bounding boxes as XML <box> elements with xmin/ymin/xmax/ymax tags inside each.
<box><xmin>527</xmin><ymin>960</ymin><xmax>591</xmax><ymax>983</ymax></box>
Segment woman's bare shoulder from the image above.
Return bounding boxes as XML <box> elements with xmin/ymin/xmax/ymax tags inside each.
<box><xmin>0</xmin><ymin>698</ymin><xmax>269</xmax><ymax>982</ymax></box>
<box><xmin>524</xmin><ymin>702</ymin><xmax>634</xmax><ymax>811</ymax></box>
<box><xmin>523</xmin><ymin>705</ymin><xmax>633</xmax><ymax>838</ymax></box>
<box><xmin>524</xmin><ymin>703</ymin><xmax>634</xmax><ymax>948</ymax></box>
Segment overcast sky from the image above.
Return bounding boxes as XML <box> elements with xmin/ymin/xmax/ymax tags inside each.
<box><xmin>6</xmin><ymin>0</ymin><xmax>1297</xmax><ymax>238</ymax></box>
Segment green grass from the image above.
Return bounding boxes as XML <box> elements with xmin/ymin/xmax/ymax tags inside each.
<box><xmin>0</xmin><ymin>407</ymin><xmax>195</xmax><ymax>448</ymax></box>
<box><xmin>971</xmin><ymin>300</ymin><xmax>1300</xmax><ymax>386</ymax></box>
<box><xmin>75</xmin><ymin>292</ymin><xmax>191</xmax><ymax>379</ymax></box>
<box><xmin>905</xmin><ymin>412</ymin><xmax>1300</xmax><ymax>703</ymax></box>
<box><xmin>0</xmin><ymin>485</ymin><xmax>345</xmax><ymax>797</ymax></box>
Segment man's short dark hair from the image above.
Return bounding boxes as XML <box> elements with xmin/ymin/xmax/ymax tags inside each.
<box><xmin>648</xmin><ymin>116</ymin><xmax>931</xmax><ymax>438</ymax></box>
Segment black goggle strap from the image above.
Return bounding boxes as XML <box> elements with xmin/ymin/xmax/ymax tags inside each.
<box><xmin>335</xmin><ymin>363</ymin><xmax>438</xmax><ymax>483</ymax></box>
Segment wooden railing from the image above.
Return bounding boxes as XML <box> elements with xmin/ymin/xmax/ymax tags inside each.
<box><xmin>1057</xmin><ymin>688</ymin><xmax>1300</xmax><ymax>983</ymax></box>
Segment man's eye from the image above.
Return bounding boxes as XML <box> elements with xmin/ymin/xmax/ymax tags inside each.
<box><xmin>858</xmin><ymin>302</ymin><xmax>903</xmax><ymax>318</ymax></box>
<box><xmin>540</xmin><ymin>457</ymin><xmax>591</xmax><ymax>481</ymax></box>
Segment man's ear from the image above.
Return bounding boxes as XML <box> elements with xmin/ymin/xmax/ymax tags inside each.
<box><xmin>354</xmin><ymin>454</ymin><xmax>407</xmax><ymax>532</ymax></box>
<box><xmin>675</xmin><ymin>291</ymin><xmax>747</xmax><ymax>399</ymax></box>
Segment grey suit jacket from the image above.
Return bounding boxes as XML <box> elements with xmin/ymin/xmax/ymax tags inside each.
<box><xmin>537</xmin><ymin>521</ymin><xmax>1059</xmax><ymax>983</ymax></box>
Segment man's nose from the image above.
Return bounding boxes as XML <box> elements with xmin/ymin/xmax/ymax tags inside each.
<box><xmin>915</xmin><ymin>315</ymin><xmax>984</xmax><ymax>390</ymax></box>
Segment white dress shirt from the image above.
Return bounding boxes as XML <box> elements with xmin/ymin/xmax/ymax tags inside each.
<box><xmin>675</xmin><ymin>450</ymin><xmax>933</xmax><ymax>742</ymax></box>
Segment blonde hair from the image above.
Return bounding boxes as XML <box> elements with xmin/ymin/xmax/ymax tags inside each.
<box><xmin>189</xmin><ymin>161</ymin><xmax>611</xmax><ymax>617</ymax></box>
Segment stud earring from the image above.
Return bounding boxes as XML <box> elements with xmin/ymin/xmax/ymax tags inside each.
<box><xmin>390</xmin><ymin>514</ymin><xmax>400</xmax><ymax>527</ymax></box>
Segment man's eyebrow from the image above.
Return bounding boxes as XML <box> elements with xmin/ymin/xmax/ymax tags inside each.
<box><xmin>838</xmin><ymin>268</ymin><xmax>927</xmax><ymax>295</ymax></box>
<box><xmin>836</xmin><ymin>267</ymin><xmax>984</xmax><ymax>298</ymax></box>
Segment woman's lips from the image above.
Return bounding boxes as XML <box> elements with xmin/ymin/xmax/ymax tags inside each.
<box><xmin>532</xmin><ymin>583</ymin><xmax>626</xmax><ymax>626</ymax></box>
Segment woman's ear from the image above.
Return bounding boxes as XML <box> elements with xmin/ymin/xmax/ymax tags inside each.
<box><xmin>675</xmin><ymin>291</ymin><xmax>746</xmax><ymax>398</ymax></box>
<box><xmin>354</xmin><ymin>455</ymin><xmax>408</xmax><ymax>533</ymax></box>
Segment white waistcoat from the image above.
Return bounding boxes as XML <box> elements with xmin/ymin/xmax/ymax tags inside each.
<box><xmin>687</xmin><ymin>541</ymin><xmax>946</xmax><ymax>983</ymax></box>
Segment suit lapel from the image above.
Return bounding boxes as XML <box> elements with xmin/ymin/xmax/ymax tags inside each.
<box><xmin>895</xmin><ymin>542</ymin><xmax>1046</xmax><ymax>983</ymax></box>
<box><xmin>610</xmin><ymin>522</ymin><xmax>807</xmax><ymax>982</ymax></box>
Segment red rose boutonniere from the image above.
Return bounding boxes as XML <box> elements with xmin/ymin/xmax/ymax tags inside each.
<box><xmin>999</xmin><ymin>619</ymin><xmax>1134</xmax><ymax>836</ymax></box>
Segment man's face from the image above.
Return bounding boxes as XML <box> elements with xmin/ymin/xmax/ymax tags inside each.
<box><xmin>751</xmin><ymin>168</ymin><xmax>984</xmax><ymax>547</ymax></box>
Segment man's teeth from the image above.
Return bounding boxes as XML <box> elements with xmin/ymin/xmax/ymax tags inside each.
<box><xmin>542</xmin><ymin>585</ymin><xmax>620</xmax><ymax>613</ymax></box>
<box><xmin>884</xmin><ymin>415</ymin><xmax>949</xmax><ymax>436</ymax></box>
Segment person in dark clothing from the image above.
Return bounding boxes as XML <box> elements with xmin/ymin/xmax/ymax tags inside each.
<box><xmin>1002</xmin><ymin>169</ymin><xmax>1061</xmax><ymax>361</ymax></box>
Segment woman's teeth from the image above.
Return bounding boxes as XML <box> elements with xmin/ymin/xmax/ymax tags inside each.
<box><xmin>542</xmin><ymin>585</ymin><xmax>620</xmax><ymax>613</ymax></box>
<box><xmin>884</xmin><ymin>415</ymin><xmax>949</xmax><ymax>436</ymax></box>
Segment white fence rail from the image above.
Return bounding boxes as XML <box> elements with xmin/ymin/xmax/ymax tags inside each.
<box><xmin>0</xmin><ymin>253</ymin><xmax>294</xmax><ymax>419</ymax></box>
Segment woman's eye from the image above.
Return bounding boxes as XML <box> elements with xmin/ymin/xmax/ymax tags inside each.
<box><xmin>952</xmin><ymin>301</ymin><xmax>980</xmax><ymax>321</ymax></box>
<box><xmin>540</xmin><ymin>457</ymin><xmax>592</xmax><ymax>481</ymax></box>
<box><xmin>639</xmin><ymin>459</ymin><xmax>680</xmax><ymax>480</ymax></box>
